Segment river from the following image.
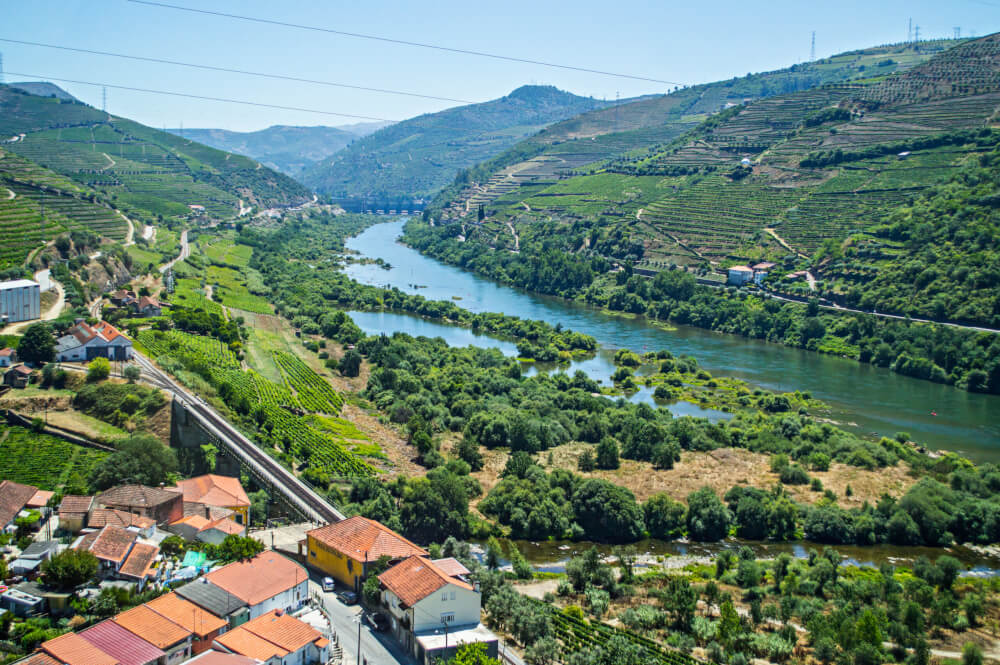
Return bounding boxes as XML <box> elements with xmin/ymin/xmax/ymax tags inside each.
<box><xmin>343</xmin><ymin>220</ymin><xmax>1000</xmax><ymax>460</ymax></box>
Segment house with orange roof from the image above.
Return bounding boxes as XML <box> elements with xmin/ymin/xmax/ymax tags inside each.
<box><xmin>303</xmin><ymin>516</ymin><xmax>427</xmax><ymax>593</ymax></box>
<box><xmin>172</xmin><ymin>474</ymin><xmax>251</xmax><ymax>525</ymax></box>
<box><xmin>378</xmin><ymin>555</ymin><xmax>496</xmax><ymax>664</ymax></box>
<box><xmin>184</xmin><ymin>651</ymin><xmax>260</xmax><ymax>665</ymax></box>
<box><xmin>168</xmin><ymin>513</ymin><xmax>246</xmax><ymax>545</ymax></box>
<box><xmin>212</xmin><ymin>610</ymin><xmax>328</xmax><ymax>665</ymax></box>
<box><xmin>205</xmin><ymin>551</ymin><xmax>309</xmax><ymax>619</ymax></box>
<box><xmin>117</xmin><ymin>542</ymin><xmax>160</xmax><ymax>588</ymax></box>
<box><xmin>54</xmin><ymin>320</ymin><xmax>132</xmax><ymax>362</ymax></box>
<box><xmin>0</xmin><ymin>480</ymin><xmax>43</xmax><ymax>534</ymax></box>
<box><xmin>73</xmin><ymin>525</ymin><xmax>138</xmax><ymax>574</ymax></box>
<box><xmin>112</xmin><ymin>604</ymin><xmax>193</xmax><ymax>664</ymax></box>
<box><xmin>38</xmin><ymin>631</ymin><xmax>120</xmax><ymax>665</ymax></box>
<box><xmin>97</xmin><ymin>485</ymin><xmax>183</xmax><ymax>526</ymax></box>
<box><xmin>146</xmin><ymin>592</ymin><xmax>227</xmax><ymax>656</ymax></box>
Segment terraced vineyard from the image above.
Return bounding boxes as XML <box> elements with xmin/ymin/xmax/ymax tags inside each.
<box><xmin>137</xmin><ymin>329</ymin><xmax>373</xmax><ymax>478</ymax></box>
<box><xmin>0</xmin><ymin>425</ymin><xmax>109</xmax><ymax>490</ymax></box>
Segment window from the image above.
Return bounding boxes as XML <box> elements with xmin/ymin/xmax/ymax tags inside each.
<box><xmin>450</xmin><ymin>591</ymin><xmax>456</xmax><ymax>601</ymax></box>
<box><xmin>441</xmin><ymin>612</ymin><xmax>455</xmax><ymax>624</ymax></box>
<box><xmin>441</xmin><ymin>591</ymin><xmax>448</xmax><ymax>601</ymax></box>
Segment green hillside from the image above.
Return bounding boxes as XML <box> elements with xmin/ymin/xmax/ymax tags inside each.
<box><xmin>300</xmin><ymin>85</ymin><xmax>624</xmax><ymax>199</ymax></box>
<box><xmin>172</xmin><ymin>124</ymin><xmax>359</xmax><ymax>176</ymax></box>
<box><xmin>414</xmin><ymin>36</ymin><xmax>1000</xmax><ymax>326</ymax></box>
<box><xmin>0</xmin><ymin>83</ymin><xmax>312</xmax><ymax>269</ymax></box>
<box><xmin>430</xmin><ymin>39</ymin><xmax>963</xmax><ymax>219</ymax></box>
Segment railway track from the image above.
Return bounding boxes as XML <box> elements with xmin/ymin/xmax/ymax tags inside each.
<box><xmin>133</xmin><ymin>352</ymin><xmax>344</xmax><ymax>524</ymax></box>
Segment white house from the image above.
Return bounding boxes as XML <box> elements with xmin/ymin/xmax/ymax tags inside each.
<box><xmin>0</xmin><ymin>348</ymin><xmax>16</xmax><ymax>367</ymax></box>
<box><xmin>204</xmin><ymin>551</ymin><xmax>309</xmax><ymax>619</ymax></box>
<box><xmin>55</xmin><ymin>320</ymin><xmax>133</xmax><ymax>362</ymax></box>
<box><xmin>213</xmin><ymin>610</ymin><xmax>329</xmax><ymax>664</ymax></box>
<box><xmin>727</xmin><ymin>265</ymin><xmax>754</xmax><ymax>286</ymax></box>
<box><xmin>751</xmin><ymin>262</ymin><xmax>777</xmax><ymax>285</ymax></box>
<box><xmin>379</xmin><ymin>555</ymin><xmax>497</xmax><ymax>664</ymax></box>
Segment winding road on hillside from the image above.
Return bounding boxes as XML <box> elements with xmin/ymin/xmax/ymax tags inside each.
<box><xmin>133</xmin><ymin>352</ymin><xmax>343</xmax><ymax>523</ymax></box>
<box><xmin>159</xmin><ymin>229</ymin><xmax>189</xmax><ymax>273</ymax></box>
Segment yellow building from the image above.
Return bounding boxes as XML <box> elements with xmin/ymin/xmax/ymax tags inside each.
<box><xmin>304</xmin><ymin>516</ymin><xmax>427</xmax><ymax>592</ymax></box>
<box><xmin>172</xmin><ymin>474</ymin><xmax>251</xmax><ymax>525</ymax></box>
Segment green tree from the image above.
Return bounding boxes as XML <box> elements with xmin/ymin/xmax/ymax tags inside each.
<box><xmin>87</xmin><ymin>357</ymin><xmax>111</xmax><ymax>382</ymax></box>
<box><xmin>595</xmin><ymin>437</ymin><xmax>619</xmax><ymax>469</ymax></box>
<box><xmin>663</xmin><ymin>577</ymin><xmax>697</xmax><ymax>631</ymax></box>
<box><xmin>122</xmin><ymin>364</ymin><xmax>141</xmax><ymax>383</ymax></box>
<box><xmin>338</xmin><ymin>349</ymin><xmax>362</xmax><ymax>377</ymax></box>
<box><xmin>216</xmin><ymin>535</ymin><xmax>264</xmax><ymax>563</ymax></box>
<box><xmin>41</xmin><ymin>549</ymin><xmax>98</xmax><ymax>590</ymax></box>
<box><xmin>643</xmin><ymin>492</ymin><xmax>686</xmax><ymax>539</ymax></box>
<box><xmin>686</xmin><ymin>487</ymin><xmax>732</xmax><ymax>542</ymax></box>
<box><xmin>89</xmin><ymin>434</ymin><xmax>179</xmax><ymax>490</ymax></box>
<box><xmin>17</xmin><ymin>323</ymin><xmax>55</xmax><ymax>364</ymax></box>
<box><xmin>486</xmin><ymin>536</ymin><xmax>503</xmax><ymax>570</ymax></box>
<box><xmin>447</xmin><ymin>642</ymin><xmax>501</xmax><ymax>665</ymax></box>
<box><xmin>717</xmin><ymin>598</ymin><xmax>741</xmax><ymax>647</ymax></box>
<box><xmin>962</xmin><ymin>642</ymin><xmax>983</xmax><ymax>665</ymax></box>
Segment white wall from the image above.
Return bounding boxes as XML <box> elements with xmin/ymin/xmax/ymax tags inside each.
<box><xmin>248</xmin><ymin>579</ymin><xmax>309</xmax><ymax>619</ymax></box>
<box><xmin>410</xmin><ymin>583</ymin><xmax>481</xmax><ymax>633</ymax></box>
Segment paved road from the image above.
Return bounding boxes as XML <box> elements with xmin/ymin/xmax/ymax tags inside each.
<box><xmin>309</xmin><ymin>575</ymin><xmax>414</xmax><ymax>665</ymax></box>
<box><xmin>133</xmin><ymin>352</ymin><xmax>344</xmax><ymax>523</ymax></box>
<box><xmin>159</xmin><ymin>229</ymin><xmax>189</xmax><ymax>273</ymax></box>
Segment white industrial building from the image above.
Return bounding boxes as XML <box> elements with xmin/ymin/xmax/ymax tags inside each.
<box><xmin>0</xmin><ymin>280</ymin><xmax>41</xmax><ymax>324</ymax></box>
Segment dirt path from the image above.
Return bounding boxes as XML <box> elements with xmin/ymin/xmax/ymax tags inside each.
<box><xmin>764</xmin><ymin>227</ymin><xmax>807</xmax><ymax>259</ymax></box>
<box><xmin>120</xmin><ymin>212</ymin><xmax>135</xmax><ymax>246</ymax></box>
<box><xmin>4</xmin><ymin>188</ymin><xmax>14</xmax><ymax>200</ymax></box>
<box><xmin>159</xmin><ymin>229</ymin><xmax>189</xmax><ymax>273</ymax></box>
<box><xmin>100</xmin><ymin>152</ymin><xmax>116</xmax><ymax>171</ymax></box>
<box><xmin>506</xmin><ymin>221</ymin><xmax>520</xmax><ymax>251</ymax></box>
<box><xmin>142</xmin><ymin>224</ymin><xmax>155</xmax><ymax>242</ymax></box>
<box><xmin>238</xmin><ymin>199</ymin><xmax>252</xmax><ymax>216</ymax></box>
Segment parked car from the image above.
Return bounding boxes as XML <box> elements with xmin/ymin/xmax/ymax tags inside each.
<box><xmin>337</xmin><ymin>590</ymin><xmax>358</xmax><ymax>605</ymax></box>
<box><xmin>322</xmin><ymin>577</ymin><xmax>335</xmax><ymax>592</ymax></box>
<box><xmin>365</xmin><ymin>612</ymin><xmax>388</xmax><ymax>632</ymax></box>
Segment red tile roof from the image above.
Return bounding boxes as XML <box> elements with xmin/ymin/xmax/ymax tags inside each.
<box><xmin>113</xmin><ymin>605</ymin><xmax>191</xmax><ymax>649</ymax></box>
<box><xmin>146</xmin><ymin>592</ymin><xmax>227</xmax><ymax>637</ymax></box>
<box><xmin>205</xmin><ymin>517</ymin><xmax>245</xmax><ymax>536</ymax></box>
<box><xmin>81</xmin><ymin>526</ymin><xmax>137</xmax><ymax>564</ymax></box>
<box><xmin>206</xmin><ymin>552</ymin><xmax>307</xmax><ymax>607</ymax></box>
<box><xmin>0</xmin><ymin>479</ymin><xmax>39</xmax><ymax>527</ymax></box>
<box><xmin>379</xmin><ymin>555</ymin><xmax>474</xmax><ymax>608</ymax></box>
<box><xmin>432</xmin><ymin>557</ymin><xmax>472</xmax><ymax>578</ymax></box>
<box><xmin>307</xmin><ymin>516</ymin><xmax>427</xmax><ymax>563</ymax></box>
<box><xmin>27</xmin><ymin>490</ymin><xmax>54</xmax><ymax>509</ymax></box>
<box><xmin>186</xmin><ymin>651</ymin><xmax>260</xmax><ymax>665</ymax></box>
<box><xmin>119</xmin><ymin>543</ymin><xmax>159</xmax><ymax>580</ymax></box>
<box><xmin>41</xmin><ymin>632</ymin><xmax>120</xmax><ymax>665</ymax></box>
<box><xmin>88</xmin><ymin>508</ymin><xmax>156</xmax><ymax>530</ymax></box>
<box><xmin>80</xmin><ymin>620</ymin><xmax>166</xmax><ymax>665</ymax></box>
<box><xmin>214</xmin><ymin>628</ymin><xmax>287</xmax><ymax>661</ymax></box>
<box><xmin>0</xmin><ymin>348</ymin><xmax>13</xmax><ymax>357</ymax></box>
<box><xmin>98</xmin><ymin>485</ymin><xmax>180</xmax><ymax>509</ymax></box>
<box><xmin>18</xmin><ymin>653</ymin><xmax>61</xmax><ymax>665</ymax></box>
<box><xmin>173</xmin><ymin>475</ymin><xmax>250</xmax><ymax>508</ymax></box>
<box><xmin>240</xmin><ymin>610</ymin><xmax>324</xmax><ymax>653</ymax></box>
<box><xmin>10</xmin><ymin>364</ymin><xmax>32</xmax><ymax>375</ymax></box>
<box><xmin>59</xmin><ymin>495</ymin><xmax>95</xmax><ymax>516</ymax></box>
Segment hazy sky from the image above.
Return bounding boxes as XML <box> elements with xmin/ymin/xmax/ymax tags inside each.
<box><xmin>4</xmin><ymin>0</ymin><xmax>998</xmax><ymax>131</ymax></box>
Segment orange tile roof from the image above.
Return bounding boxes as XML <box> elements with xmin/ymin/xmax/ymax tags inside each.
<box><xmin>214</xmin><ymin>628</ymin><xmax>287</xmax><ymax>662</ymax></box>
<box><xmin>204</xmin><ymin>517</ymin><xmax>244</xmax><ymax>536</ymax></box>
<box><xmin>307</xmin><ymin>516</ymin><xmax>427</xmax><ymax>563</ymax></box>
<box><xmin>113</xmin><ymin>605</ymin><xmax>191</xmax><ymax>648</ymax></box>
<box><xmin>146</xmin><ymin>592</ymin><xmax>227</xmax><ymax>637</ymax></box>
<box><xmin>18</xmin><ymin>653</ymin><xmax>61</xmax><ymax>665</ymax></box>
<box><xmin>171</xmin><ymin>514</ymin><xmax>211</xmax><ymax>530</ymax></box>
<box><xmin>59</xmin><ymin>495</ymin><xmax>95</xmax><ymax>516</ymax></box>
<box><xmin>98</xmin><ymin>485</ymin><xmax>181</xmax><ymax>509</ymax></box>
<box><xmin>186</xmin><ymin>651</ymin><xmax>259</xmax><ymax>665</ymax></box>
<box><xmin>206</xmin><ymin>552</ymin><xmax>307</xmax><ymax>606</ymax></box>
<box><xmin>41</xmin><ymin>632</ymin><xmax>120</xmax><ymax>665</ymax></box>
<box><xmin>240</xmin><ymin>610</ymin><xmax>323</xmax><ymax>653</ymax></box>
<box><xmin>85</xmin><ymin>526</ymin><xmax>138</xmax><ymax>563</ymax></box>
<box><xmin>0</xmin><ymin>479</ymin><xmax>39</xmax><ymax>526</ymax></box>
<box><xmin>88</xmin><ymin>508</ymin><xmax>156</xmax><ymax>530</ymax></box>
<box><xmin>173</xmin><ymin>475</ymin><xmax>250</xmax><ymax>508</ymax></box>
<box><xmin>432</xmin><ymin>557</ymin><xmax>471</xmax><ymax>578</ymax></box>
<box><xmin>379</xmin><ymin>555</ymin><xmax>474</xmax><ymax>608</ymax></box>
<box><xmin>27</xmin><ymin>490</ymin><xmax>54</xmax><ymax>508</ymax></box>
<box><xmin>119</xmin><ymin>542</ymin><xmax>159</xmax><ymax>579</ymax></box>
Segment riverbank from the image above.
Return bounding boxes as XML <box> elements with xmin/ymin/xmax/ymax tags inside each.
<box><xmin>343</xmin><ymin>220</ymin><xmax>1000</xmax><ymax>460</ymax></box>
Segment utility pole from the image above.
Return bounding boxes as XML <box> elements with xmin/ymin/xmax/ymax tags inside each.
<box><xmin>954</xmin><ymin>27</ymin><xmax>961</xmax><ymax>39</ymax></box>
<box><xmin>810</xmin><ymin>31</ymin><xmax>816</xmax><ymax>62</ymax></box>
<box><xmin>102</xmin><ymin>86</ymin><xmax>107</xmax><ymax>114</ymax></box>
<box><xmin>914</xmin><ymin>25</ymin><xmax>920</xmax><ymax>43</ymax></box>
<box><xmin>908</xmin><ymin>18</ymin><xmax>912</xmax><ymax>43</ymax></box>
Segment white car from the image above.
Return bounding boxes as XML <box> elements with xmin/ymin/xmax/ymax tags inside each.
<box><xmin>322</xmin><ymin>577</ymin><xmax>335</xmax><ymax>592</ymax></box>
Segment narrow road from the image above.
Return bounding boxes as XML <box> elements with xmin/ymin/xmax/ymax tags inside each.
<box><xmin>120</xmin><ymin>212</ymin><xmax>135</xmax><ymax>246</ymax></box>
<box><xmin>506</xmin><ymin>221</ymin><xmax>520</xmax><ymax>251</ymax></box>
<box><xmin>100</xmin><ymin>152</ymin><xmax>116</xmax><ymax>171</ymax></box>
<box><xmin>159</xmin><ymin>229</ymin><xmax>189</xmax><ymax>273</ymax></box>
<box><xmin>764</xmin><ymin>227</ymin><xmax>807</xmax><ymax>259</ymax></box>
<box><xmin>4</xmin><ymin>188</ymin><xmax>14</xmax><ymax>200</ymax></box>
<box><xmin>313</xmin><ymin>580</ymin><xmax>414</xmax><ymax>665</ymax></box>
<box><xmin>133</xmin><ymin>352</ymin><xmax>344</xmax><ymax>523</ymax></box>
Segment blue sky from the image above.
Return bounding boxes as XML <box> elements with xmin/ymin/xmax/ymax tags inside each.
<box><xmin>4</xmin><ymin>0</ymin><xmax>999</xmax><ymax>131</ymax></box>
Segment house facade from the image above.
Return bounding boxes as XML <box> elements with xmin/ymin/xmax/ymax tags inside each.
<box><xmin>55</xmin><ymin>320</ymin><xmax>133</xmax><ymax>362</ymax></box>
<box><xmin>204</xmin><ymin>552</ymin><xmax>309</xmax><ymax>619</ymax></box>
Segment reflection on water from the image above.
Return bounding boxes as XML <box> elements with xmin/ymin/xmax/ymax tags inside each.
<box><xmin>344</xmin><ymin>220</ymin><xmax>1000</xmax><ymax>460</ymax></box>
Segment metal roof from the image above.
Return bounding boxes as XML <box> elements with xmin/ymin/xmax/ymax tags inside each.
<box><xmin>175</xmin><ymin>579</ymin><xmax>247</xmax><ymax>617</ymax></box>
<box><xmin>0</xmin><ymin>279</ymin><xmax>39</xmax><ymax>290</ymax></box>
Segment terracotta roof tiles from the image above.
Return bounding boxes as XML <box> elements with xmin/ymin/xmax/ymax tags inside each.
<box><xmin>88</xmin><ymin>508</ymin><xmax>156</xmax><ymax>530</ymax></box>
<box><xmin>41</xmin><ymin>632</ymin><xmax>120</xmax><ymax>665</ymax></box>
<box><xmin>214</xmin><ymin>628</ymin><xmax>287</xmax><ymax>662</ymax></box>
<box><xmin>119</xmin><ymin>543</ymin><xmax>159</xmax><ymax>580</ymax></box>
<box><xmin>98</xmin><ymin>485</ymin><xmax>180</xmax><ymax>509</ymax></box>
<box><xmin>82</xmin><ymin>526</ymin><xmax>137</xmax><ymax>564</ymax></box>
<box><xmin>205</xmin><ymin>552</ymin><xmax>307</xmax><ymax>606</ymax></box>
<box><xmin>0</xmin><ymin>480</ymin><xmax>39</xmax><ymax>526</ymax></box>
<box><xmin>80</xmin><ymin>620</ymin><xmax>166</xmax><ymax>665</ymax></box>
<box><xmin>307</xmin><ymin>516</ymin><xmax>427</xmax><ymax>563</ymax></box>
<box><xmin>59</xmin><ymin>495</ymin><xmax>95</xmax><ymax>516</ymax></box>
<box><xmin>240</xmin><ymin>610</ymin><xmax>323</xmax><ymax>653</ymax></box>
<box><xmin>379</xmin><ymin>555</ymin><xmax>474</xmax><ymax>608</ymax></box>
<box><xmin>113</xmin><ymin>605</ymin><xmax>191</xmax><ymax>649</ymax></box>
<box><xmin>173</xmin><ymin>475</ymin><xmax>250</xmax><ymax>508</ymax></box>
<box><xmin>146</xmin><ymin>592</ymin><xmax>227</xmax><ymax>637</ymax></box>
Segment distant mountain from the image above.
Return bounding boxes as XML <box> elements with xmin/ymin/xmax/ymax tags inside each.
<box><xmin>7</xmin><ymin>81</ymin><xmax>79</xmax><ymax>102</ymax></box>
<box><xmin>171</xmin><ymin>125</ymin><xmax>360</xmax><ymax>176</ymax></box>
<box><xmin>300</xmin><ymin>85</ymin><xmax>626</xmax><ymax>199</ymax></box>
<box><xmin>335</xmin><ymin>121</ymin><xmax>395</xmax><ymax>137</ymax></box>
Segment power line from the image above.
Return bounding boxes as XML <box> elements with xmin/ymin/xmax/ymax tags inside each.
<box><xmin>0</xmin><ymin>37</ymin><xmax>477</xmax><ymax>105</ymax></box>
<box><xmin>2</xmin><ymin>71</ymin><xmax>397</xmax><ymax>121</ymax></box>
<box><xmin>127</xmin><ymin>0</ymin><xmax>685</xmax><ymax>86</ymax></box>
